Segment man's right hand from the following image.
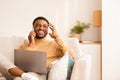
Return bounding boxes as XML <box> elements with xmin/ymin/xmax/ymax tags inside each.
<box><xmin>21</xmin><ymin>73</ymin><xmax>39</xmax><ymax>80</ymax></box>
<box><xmin>28</xmin><ymin>31</ymin><xmax>36</xmax><ymax>44</ymax></box>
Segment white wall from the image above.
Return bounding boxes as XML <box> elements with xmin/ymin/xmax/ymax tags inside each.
<box><xmin>67</xmin><ymin>0</ymin><xmax>102</xmax><ymax>41</ymax></box>
<box><xmin>102</xmin><ymin>0</ymin><xmax>120</xmax><ymax>80</ymax></box>
<box><xmin>0</xmin><ymin>0</ymin><xmax>70</xmax><ymax>39</ymax></box>
<box><xmin>0</xmin><ymin>0</ymin><xmax>101</xmax><ymax>41</ymax></box>
<box><xmin>77</xmin><ymin>0</ymin><xmax>102</xmax><ymax>41</ymax></box>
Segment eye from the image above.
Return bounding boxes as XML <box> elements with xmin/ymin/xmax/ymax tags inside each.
<box><xmin>34</xmin><ymin>25</ymin><xmax>39</xmax><ymax>28</ymax></box>
<box><xmin>43</xmin><ymin>25</ymin><xmax>48</xmax><ymax>28</ymax></box>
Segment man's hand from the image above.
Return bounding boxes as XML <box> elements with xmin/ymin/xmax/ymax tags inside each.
<box><xmin>49</xmin><ymin>23</ymin><xmax>59</xmax><ymax>39</ymax></box>
<box><xmin>21</xmin><ymin>73</ymin><xmax>39</xmax><ymax>80</ymax></box>
<box><xmin>28</xmin><ymin>31</ymin><xmax>36</xmax><ymax>44</ymax></box>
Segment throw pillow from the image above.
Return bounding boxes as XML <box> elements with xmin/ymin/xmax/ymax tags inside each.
<box><xmin>66</xmin><ymin>54</ymin><xmax>74</xmax><ymax>80</ymax></box>
<box><xmin>67</xmin><ymin>38</ymin><xmax>84</xmax><ymax>57</ymax></box>
<box><xmin>48</xmin><ymin>52</ymin><xmax>69</xmax><ymax>80</ymax></box>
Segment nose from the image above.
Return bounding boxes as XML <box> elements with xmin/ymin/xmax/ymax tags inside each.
<box><xmin>39</xmin><ymin>26</ymin><xmax>44</xmax><ymax>30</ymax></box>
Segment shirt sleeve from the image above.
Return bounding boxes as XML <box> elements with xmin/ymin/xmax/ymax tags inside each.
<box><xmin>54</xmin><ymin>36</ymin><xmax>76</xmax><ymax>59</ymax></box>
<box><xmin>54</xmin><ymin>36</ymin><xmax>68</xmax><ymax>54</ymax></box>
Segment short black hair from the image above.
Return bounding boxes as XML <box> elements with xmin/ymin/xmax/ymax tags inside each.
<box><xmin>32</xmin><ymin>16</ymin><xmax>49</xmax><ymax>26</ymax></box>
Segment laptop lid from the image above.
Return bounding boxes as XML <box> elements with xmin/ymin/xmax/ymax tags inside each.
<box><xmin>14</xmin><ymin>49</ymin><xmax>47</xmax><ymax>74</ymax></box>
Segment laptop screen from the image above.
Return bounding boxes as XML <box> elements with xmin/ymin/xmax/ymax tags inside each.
<box><xmin>14</xmin><ymin>49</ymin><xmax>47</xmax><ymax>74</ymax></box>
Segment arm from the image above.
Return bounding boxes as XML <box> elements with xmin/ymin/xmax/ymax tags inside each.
<box><xmin>54</xmin><ymin>36</ymin><xmax>76</xmax><ymax>59</ymax></box>
<box><xmin>49</xmin><ymin>23</ymin><xmax>76</xmax><ymax>59</ymax></box>
<box><xmin>0</xmin><ymin>54</ymin><xmax>38</xmax><ymax>80</ymax></box>
<box><xmin>49</xmin><ymin>23</ymin><xmax>67</xmax><ymax>54</ymax></box>
<box><xmin>0</xmin><ymin>54</ymin><xmax>24</xmax><ymax>77</ymax></box>
<box><xmin>19</xmin><ymin>31</ymin><xmax>36</xmax><ymax>50</ymax></box>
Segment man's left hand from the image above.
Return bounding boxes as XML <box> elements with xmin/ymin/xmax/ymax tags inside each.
<box><xmin>49</xmin><ymin>23</ymin><xmax>59</xmax><ymax>39</ymax></box>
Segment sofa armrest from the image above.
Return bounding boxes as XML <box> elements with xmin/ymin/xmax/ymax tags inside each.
<box><xmin>70</xmin><ymin>54</ymin><xmax>92</xmax><ymax>80</ymax></box>
<box><xmin>0</xmin><ymin>36</ymin><xmax>25</xmax><ymax>80</ymax></box>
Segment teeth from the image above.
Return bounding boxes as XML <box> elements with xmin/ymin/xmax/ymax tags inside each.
<box><xmin>38</xmin><ymin>31</ymin><xmax>44</xmax><ymax>34</ymax></box>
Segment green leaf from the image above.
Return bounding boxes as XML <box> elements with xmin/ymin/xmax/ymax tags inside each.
<box><xmin>70</xmin><ymin>20</ymin><xmax>90</xmax><ymax>34</ymax></box>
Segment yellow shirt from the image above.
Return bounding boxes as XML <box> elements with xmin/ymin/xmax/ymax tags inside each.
<box><xmin>19</xmin><ymin>37</ymin><xmax>67</xmax><ymax>69</ymax></box>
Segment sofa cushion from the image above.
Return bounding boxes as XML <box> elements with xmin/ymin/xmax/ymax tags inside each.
<box><xmin>66</xmin><ymin>54</ymin><xmax>74</xmax><ymax>80</ymax></box>
<box><xmin>0</xmin><ymin>36</ymin><xmax>25</xmax><ymax>62</ymax></box>
<box><xmin>48</xmin><ymin>52</ymin><xmax>69</xmax><ymax>80</ymax></box>
<box><xmin>67</xmin><ymin>38</ymin><xmax>84</xmax><ymax>57</ymax></box>
<box><xmin>0</xmin><ymin>37</ymin><xmax>14</xmax><ymax>62</ymax></box>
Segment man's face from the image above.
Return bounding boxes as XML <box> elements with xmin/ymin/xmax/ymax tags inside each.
<box><xmin>33</xmin><ymin>19</ymin><xmax>49</xmax><ymax>39</ymax></box>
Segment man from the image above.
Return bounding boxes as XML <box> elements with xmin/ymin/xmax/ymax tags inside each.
<box><xmin>0</xmin><ymin>16</ymin><xmax>76</xmax><ymax>80</ymax></box>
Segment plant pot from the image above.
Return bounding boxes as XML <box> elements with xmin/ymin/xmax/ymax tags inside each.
<box><xmin>69</xmin><ymin>33</ymin><xmax>81</xmax><ymax>41</ymax></box>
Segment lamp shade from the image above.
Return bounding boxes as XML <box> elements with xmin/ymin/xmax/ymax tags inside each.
<box><xmin>93</xmin><ymin>10</ymin><xmax>102</xmax><ymax>27</ymax></box>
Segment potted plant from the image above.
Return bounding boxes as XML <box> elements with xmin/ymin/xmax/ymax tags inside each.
<box><xmin>70</xmin><ymin>20</ymin><xmax>90</xmax><ymax>41</ymax></box>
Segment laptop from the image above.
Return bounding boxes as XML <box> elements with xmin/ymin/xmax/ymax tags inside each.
<box><xmin>14</xmin><ymin>49</ymin><xmax>47</xmax><ymax>74</ymax></box>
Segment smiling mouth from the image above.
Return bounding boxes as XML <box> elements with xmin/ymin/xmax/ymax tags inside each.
<box><xmin>38</xmin><ymin>30</ymin><xmax>44</xmax><ymax>35</ymax></box>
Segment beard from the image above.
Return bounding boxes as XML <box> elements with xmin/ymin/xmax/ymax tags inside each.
<box><xmin>35</xmin><ymin>32</ymin><xmax>48</xmax><ymax>39</ymax></box>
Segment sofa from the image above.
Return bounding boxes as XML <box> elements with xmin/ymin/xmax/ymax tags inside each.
<box><xmin>0</xmin><ymin>36</ymin><xmax>92</xmax><ymax>80</ymax></box>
